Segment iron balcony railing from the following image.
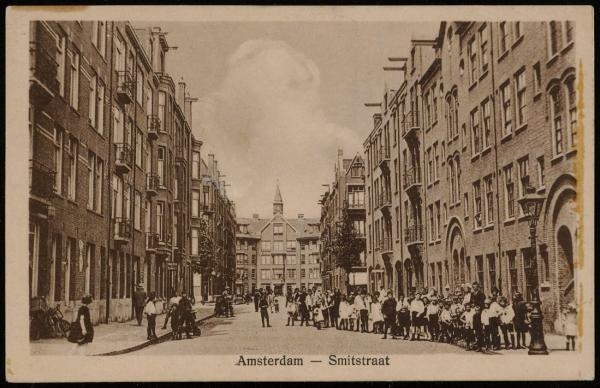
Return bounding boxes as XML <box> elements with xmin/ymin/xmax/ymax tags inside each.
<box><xmin>145</xmin><ymin>232</ymin><xmax>159</xmax><ymax>251</ymax></box>
<box><xmin>404</xmin><ymin>167</ymin><xmax>422</xmax><ymax>190</ymax></box>
<box><xmin>380</xmin><ymin>237</ymin><xmax>393</xmax><ymax>253</ymax></box>
<box><xmin>147</xmin><ymin>115</ymin><xmax>160</xmax><ymax>140</ymax></box>
<box><xmin>114</xmin><ymin>143</ymin><xmax>133</xmax><ymax>174</ymax></box>
<box><xmin>404</xmin><ymin>224</ymin><xmax>424</xmax><ymax>244</ymax></box>
<box><xmin>116</xmin><ymin>71</ymin><xmax>134</xmax><ymax>104</ymax></box>
<box><xmin>146</xmin><ymin>173</ymin><xmax>159</xmax><ymax>195</ymax></box>
<box><xmin>114</xmin><ymin>218</ymin><xmax>132</xmax><ymax>241</ymax></box>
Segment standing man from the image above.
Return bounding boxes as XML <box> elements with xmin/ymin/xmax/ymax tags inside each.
<box><xmin>144</xmin><ymin>292</ymin><xmax>158</xmax><ymax>340</ymax></box>
<box><xmin>470</xmin><ymin>281</ymin><xmax>486</xmax><ymax>349</ymax></box>
<box><xmin>354</xmin><ymin>289</ymin><xmax>369</xmax><ymax>333</ymax></box>
<box><xmin>259</xmin><ymin>293</ymin><xmax>272</xmax><ymax>327</ymax></box>
<box><xmin>133</xmin><ymin>284</ymin><xmax>147</xmax><ymax>326</ymax></box>
<box><xmin>254</xmin><ymin>289</ymin><xmax>261</xmax><ymax>312</ymax></box>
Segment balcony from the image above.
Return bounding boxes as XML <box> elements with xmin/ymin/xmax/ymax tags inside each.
<box><xmin>344</xmin><ymin>200</ymin><xmax>365</xmax><ymax>212</ymax></box>
<box><xmin>29</xmin><ymin>43</ymin><xmax>59</xmax><ymax>106</ymax></box>
<box><xmin>404</xmin><ymin>224</ymin><xmax>424</xmax><ymax>251</ymax></box>
<box><xmin>114</xmin><ymin>218</ymin><xmax>132</xmax><ymax>243</ymax></box>
<box><xmin>402</xmin><ymin>114</ymin><xmax>421</xmax><ymax>143</ymax></box>
<box><xmin>146</xmin><ymin>173</ymin><xmax>159</xmax><ymax>197</ymax></box>
<box><xmin>379</xmin><ymin>191</ymin><xmax>392</xmax><ymax>216</ymax></box>
<box><xmin>202</xmin><ymin>203</ymin><xmax>215</xmax><ymax>214</ymax></box>
<box><xmin>116</xmin><ymin>71</ymin><xmax>134</xmax><ymax>105</ymax></box>
<box><xmin>380</xmin><ymin>237</ymin><xmax>393</xmax><ymax>255</ymax></box>
<box><xmin>403</xmin><ymin>167</ymin><xmax>422</xmax><ymax>197</ymax></box>
<box><xmin>377</xmin><ymin>146</ymin><xmax>391</xmax><ymax>172</ymax></box>
<box><xmin>29</xmin><ymin>160</ymin><xmax>55</xmax><ymax>203</ymax></box>
<box><xmin>147</xmin><ymin>115</ymin><xmax>160</xmax><ymax>141</ymax></box>
<box><xmin>114</xmin><ymin>143</ymin><xmax>133</xmax><ymax>175</ymax></box>
<box><xmin>175</xmin><ymin>146</ymin><xmax>186</xmax><ymax>164</ymax></box>
<box><xmin>145</xmin><ymin>232</ymin><xmax>159</xmax><ymax>252</ymax></box>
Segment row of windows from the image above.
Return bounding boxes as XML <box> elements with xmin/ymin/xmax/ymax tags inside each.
<box><xmin>259</xmin><ymin>254</ymin><xmax>319</xmax><ymax>265</ymax></box>
<box><xmin>259</xmin><ymin>268</ymin><xmax>320</xmax><ymax>280</ymax></box>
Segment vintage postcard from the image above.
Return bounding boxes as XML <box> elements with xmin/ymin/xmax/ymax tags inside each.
<box><xmin>5</xmin><ymin>5</ymin><xmax>594</xmax><ymax>382</ymax></box>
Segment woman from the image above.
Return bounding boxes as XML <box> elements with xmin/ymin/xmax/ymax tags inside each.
<box><xmin>286</xmin><ymin>294</ymin><xmax>297</xmax><ymax>326</ymax></box>
<box><xmin>70</xmin><ymin>295</ymin><xmax>94</xmax><ymax>355</ymax></box>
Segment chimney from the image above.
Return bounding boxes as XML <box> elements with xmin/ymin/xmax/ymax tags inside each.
<box><xmin>177</xmin><ymin>79</ymin><xmax>186</xmax><ymax>110</ymax></box>
<box><xmin>208</xmin><ymin>153</ymin><xmax>215</xmax><ymax>178</ymax></box>
<box><xmin>297</xmin><ymin>214</ymin><xmax>304</xmax><ymax>219</ymax></box>
<box><xmin>252</xmin><ymin>214</ymin><xmax>259</xmax><ymax>219</ymax></box>
<box><xmin>184</xmin><ymin>96</ymin><xmax>198</xmax><ymax>128</ymax></box>
<box><xmin>373</xmin><ymin>113</ymin><xmax>382</xmax><ymax>128</ymax></box>
<box><xmin>213</xmin><ymin>160</ymin><xmax>218</xmax><ymax>181</ymax></box>
<box><xmin>337</xmin><ymin>148</ymin><xmax>343</xmax><ymax>173</ymax></box>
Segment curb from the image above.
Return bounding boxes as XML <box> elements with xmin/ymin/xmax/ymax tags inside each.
<box><xmin>92</xmin><ymin>313</ymin><xmax>216</xmax><ymax>356</ymax></box>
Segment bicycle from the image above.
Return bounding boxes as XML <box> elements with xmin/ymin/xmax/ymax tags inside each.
<box><xmin>29</xmin><ymin>297</ymin><xmax>71</xmax><ymax>340</ymax></box>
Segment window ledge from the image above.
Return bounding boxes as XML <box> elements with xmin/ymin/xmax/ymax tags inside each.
<box><xmin>566</xmin><ymin>148</ymin><xmax>577</xmax><ymax>158</ymax></box>
<box><xmin>481</xmin><ymin>147</ymin><xmax>492</xmax><ymax>157</ymax></box>
<box><xmin>546</xmin><ymin>53</ymin><xmax>560</xmax><ymax>67</ymax></box>
<box><xmin>471</xmin><ymin>153</ymin><xmax>480</xmax><ymax>163</ymax></box>
<box><xmin>515</xmin><ymin>123</ymin><xmax>528</xmax><ymax>135</ymax></box>
<box><xmin>87</xmin><ymin>208</ymin><xmax>103</xmax><ymax>218</ymax></box>
<box><xmin>434</xmin><ymin>178</ymin><xmax>440</xmax><ymax>185</ymax></box>
<box><xmin>468</xmin><ymin>80</ymin><xmax>478</xmax><ymax>91</ymax></box>
<box><xmin>561</xmin><ymin>41</ymin><xmax>574</xmax><ymax>55</ymax></box>
<box><xmin>67</xmin><ymin>198</ymin><xmax>78</xmax><ymax>206</ymax></box>
<box><xmin>503</xmin><ymin>218</ymin><xmax>516</xmax><ymax>226</ymax></box>
<box><xmin>500</xmin><ymin>132</ymin><xmax>513</xmax><ymax>144</ymax></box>
<box><xmin>537</xmin><ymin>186</ymin><xmax>546</xmax><ymax>194</ymax></box>
<box><xmin>432</xmin><ymin>119</ymin><xmax>438</xmax><ymax>128</ymax></box>
<box><xmin>550</xmin><ymin>154</ymin><xmax>564</xmax><ymax>165</ymax></box>
<box><xmin>479</xmin><ymin>69</ymin><xmax>489</xmax><ymax>82</ymax></box>
<box><xmin>498</xmin><ymin>49</ymin><xmax>509</xmax><ymax>63</ymax></box>
<box><xmin>483</xmin><ymin>224</ymin><xmax>495</xmax><ymax>232</ymax></box>
<box><xmin>533</xmin><ymin>92</ymin><xmax>543</xmax><ymax>101</ymax></box>
<box><xmin>473</xmin><ymin>227</ymin><xmax>483</xmax><ymax>234</ymax></box>
<box><xmin>511</xmin><ymin>34</ymin><xmax>524</xmax><ymax>50</ymax></box>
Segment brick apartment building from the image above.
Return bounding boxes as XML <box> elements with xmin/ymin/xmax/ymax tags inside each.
<box><xmin>235</xmin><ymin>184</ymin><xmax>322</xmax><ymax>296</ymax></box>
<box><xmin>363</xmin><ymin>21</ymin><xmax>578</xmax><ymax>333</ymax></box>
<box><xmin>28</xmin><ymin>21</ymin><xmax>236</xmax><ymax>325</ymax></box>
<box><xmin>319</xmin><ymin>149</ymin><xmax>367</xmax><ymax>294</ymax></box>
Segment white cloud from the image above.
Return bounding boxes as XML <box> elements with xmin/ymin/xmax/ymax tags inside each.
<box><xmin>194</xmin><ymin>39</ymin><xmax>362</xmax><ymax>218</ymax></box>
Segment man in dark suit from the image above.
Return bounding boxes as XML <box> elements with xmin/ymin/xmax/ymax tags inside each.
<box><xmin>470</xmin><ymin>281</ymin><xmax>486</xmax><ymax>350</ymax></box>
<box><xmin>133</xmin><ymin>284</ymin><xmax>147</xmax><ymax>326</ymax></box>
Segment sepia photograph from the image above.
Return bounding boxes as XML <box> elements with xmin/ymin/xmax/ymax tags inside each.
<box><xmin>5</xmin><ymin>5</ymin><xmax>595</xmax><ymax>382</ymax></box>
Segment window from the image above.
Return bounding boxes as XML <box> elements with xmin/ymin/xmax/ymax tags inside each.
<box><xmin>301</xmin><ymin>268</ymin><xmax>306</xmax><ymax>279</ymax></box>
<box><xmin>287</xmin><ymin>269</ymin><xmax>296</xmax><ymax>279</ymax></box>
<box><xmin>192</xmin><ymin>190</ymin><xmax>200</xmax><ymax>217</ymax></box>
<box><xmin>473</xmin><ymin>180</ymin><xmax>482</xmax><ymax>228</ymax></box>
<box><xmin>563</xmin><ymin>21</ymin><xmax>574</xmax><ymax>45</ymax></box>
<box><xmin>565</xmin><ymin>76</ymin><xmax>577</xmax><ymax>148</ymax></box>
<box><xmin>56</xmin><ymin>34</ymin><xmax>66</xmax><ymax>97</ymax></box>
<box><xmin>288</xmin><ymin>255</ymin><xmax>297</xmax><ymax>265</ymax></box>
<box><xmin>85</xmin><ymin>243</ymin><xmax>94</xmax><ymax>295</ymax></box>
<box><xmin>424</xmin><ymin>91</ymin><xmax>431</xmax><ymax>129</ymax></box>
<box><xmin>136</xmin><ymin>66</ymin><xmax>143</xmax><ymax>105</ymax></box>
<box><xmin>286</xmin><ymin>241</ymin><xmax>296</xmax><ymax>251</ymax></box>
<box><xmin>69</xmin><ymin>49</ymin><xmax>80</xmax><ymax>109</ymax></box>
<box><xmin>134</xmin><ymin>191</ymin><xmax>141</xmax><ymax>230</ymax></box>
<box><xmin>158</xmin><ymin>91</ymin><xmax>166</xmax><ymax>132</ymax></box>
<box><xmin>468</xmin><ymin>37</ymin><xmax>478</xmax><ymax>84</ymax></box>
<box><xmin>157</xmin><ymin>146</ymin><xmax>166</xmax><ymax>185</ymax></box>
<box><xmin>482</xmin><ymin>99</ymin><xmax>491</xmax><ymax>149</ymax></box>
<box><xmin>427</xmin><ymin>147</ymin><xmax>433</xmax><ymax>184</ymax></box>
<box><xmin>261</xmin><ymin>241</ymin><xmax>271</xmax><ymax>251</ymax></box>
<box><xmin>433</xmin><ymin>142</ymin><xmax>439</xmax><ymax>180</ymax></box>
<box><xmin>135</xmin><ymin>130</ymin><xmax>143</xmax><ymax>167</ymax></box>
<box><xmin>53</xmin><ymin>127</ymin><xmax>64</xmax><ymax>192</ymax></box>
<box><xmin>514</xmin><ymin>22</ymin><xmax>522</xmax><ymax>41</ymax></box>
<box><xmin>518</xmin><ymin>157</ymin><xmax>529</xmax><ymax>216</ymax></box>
<box><xmin>443</xmin><ymin>203</ymin><xmax>448</xmax><ymax>225</ymax></box>
<box><xmin>91</xmin><ymin>21</ymin><xmax>106</xmax><ymax>57</ymax></box>
<box><xmin>96</xmin><ymin>79</ymin><xmax>105</xmax><ymax>135</ymax></box>
<box><xmin>470</xmin><ymin>107</ymin><xmax>481</xmax><ymax>154</ymax></box>
<box><xmin>156</xmin><ymin>202</ymin><xmax>164</xmax><ymax>240</ymax></box>
<box><xmin>504</xmin><ymin>164</ymin><xmax>515</xmax><ymax>219</ymax></box>
<box><xmin>507</xmin><ymin>250</ymin><xmax>519</xmax><ymax>297</ymax></box>
<box><xmin>523</xmin><ymin>248</ymin><xmax>535</xmax><ymax>299</ymax></box>
<box><xmin>89</xmin><ymin>73</ymin><xmax>97</xmax><ymax>125</ymax></box>
<box><xmin>435</xmin><ymin>201</ymin><xmax>441</xmax><ymax>239</ymax></box>
<box><xmin>533</xmin><ymin>62</ymin><xmax>541</xmax><ymax>95</ymax></box>
<box><xmin>487</xmin><ymin>254</ymin><xmax>497</xmax><ymax>291</ymax></box>
<box><xmin>500</xmin><ymin>81</ymin><xmax>512</xmax><ymax>136</ymax></box>
<box><xmin>272</xmin><ymin>241</ymin><xmax>283</xmax><ymax>251</ymax></box>
<box><xmin>548</xmin><ymin>21</ymin><xmax>560</xmax><ymax>57</ymax></box>
<box><xmin>115</xmin><ymin>33</ymin><xmax>125</xmax><ymax>72</ymax></box>
<box><xmin>273</xmin><ymin>269</ymin><xmax>283</xmax><ymax>280</ymax></box>
<box><xmin>432</xmin><ymin>85</ymin><xmax>438</xmax><ymax>122</ymax></box>
<box><xmin>261</xmin><ymin>269</ymin><xmax>271</xmax><ymax>280</ymax></box>
<box><xmin>428</xmin><ymin>205</ymin><xmax>434</xmax><ymax>243</ymax></box>
<box><xmin>192</xmin><ymin>152</ymin><xmax>200</xmax><ymax>179</ymax></box>
<box><xmin>484</xmin><ymin>175</ymin><xmax>494</xmax><ymax>225</ymax></box>
<box><xmin>476</xmin><ymin>255</ymin><xmax>484</xmax><ymax>288</ymax></box>
<box><xmin>464</xmin><ymin>193</ymin><xmax>469</xmax><ymax>219</ymax></box>
<box><xmin>66</xmin><ymin>136</ymin><xmax>77</xmax><ymax>200</ymax></box>
<box><xmin>480</xmin><ymin>24</ymin><xmax>488</xmax><ymax>72</ymax></box>
<box><xmin>273</xmin><ymin>224</ymin><xmax>283</xmax><ymax>235</ymax></box>
<box><xmin>537</xmin><ymin>156</ymin><xmax>545</xmax><ymax>188</ymax></box>
<box><xmin>499</xmin><ymin>21</ymin><xmax>509</xmax><ymax>54</ymax></box>
<box><xmin>515</xmin><ymin>69</ymin><xmax>527</xmax><ymax>127</ymax></box>
<box><xmin>549</xmin><ymin>86</ymin><xmax>563</xmax><ymax>154</ymax></box>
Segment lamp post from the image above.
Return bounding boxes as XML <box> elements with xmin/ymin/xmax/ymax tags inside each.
<box><xmin>517</xmin><ymin>185</ymin><xmax>548</xmax><ymax>355</ymax></box>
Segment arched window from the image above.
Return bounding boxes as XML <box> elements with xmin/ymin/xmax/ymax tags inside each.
<box><xmin>549</xmin><ymin>86</ymin><xmax>563</xmax><ymax>155</ymax></box>
<box><xmin>565</xmin><ymin>76</ymin><xmax>577</xmax><ymax>148</ymax></box>
<box><xmin>455</xmin><ymin>156</ymin><xmax>461</xmax><ymax>200</ymax></box>
<box><xmin>449</xmin><ymin>159</ymin><xmax>456</xmax><ymax>203</ymax></box>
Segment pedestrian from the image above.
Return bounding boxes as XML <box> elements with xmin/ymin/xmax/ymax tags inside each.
<box><xmin>397</xmin><ymin>304</ymin><xmax>410</xmax><ymax>339</ymax></box>
<box><xmin>144</xmin><ymin>292</ymin><xmax>158</xmax><ymax>340</ymax></box>
<box><xmin>409</xmin><ymin>293</ymin><xmax>425</xmax><ymax>340</ymax></box>
<box><xmin>338</xmin><ymin>295</ymin><xmax>349</xmax><ymax>330</ymax></box>
<box><xmin>259</xmin><ymin>293</ymin><xmax>271</xmax><ymax>328</ymax></box>
<box><xmin>450</xmin><ymin>295</ymin><xmax>463</xmax><ymax>342</ymax></box>
<box><xmin>512</xmin><ymin>292</ymin><xmax>528</xmax><ymax>349</ymax></box>
<box><xmin>427</xmin><ymin>297</ymin><xmax>440</xmax><ymax>342</ymax></box>
<box><xmin>313</xmin><ymin>303</ymin><xmax>324</xmax><ymax>330</ymax></box>
<box><xmin>273</xmin><ymin>295</ymin><xmax>280</xmax><ymax>313</ymax></box>
<box><xmin>267</xmin><ymin>290</ymin><xmax>274</xmax><ymax>313</ymax></box>
<box><xmin>354</xmin><ymin>289</ymin><xmax>369</xmax><ymax>333</ymax></box>
<box><xmin>371</xmin><ymin>295</ymin><xmax>384</xmax><ymax>334</ymax></box>
<box><xmin>178</xmin><ymin>292</ymin><xmax>194</xmax><ymax>339</ymax></box>
<box><xmin>285</xmin><ymin>294</ymin><xmax>297</xmax><ymax>326</ymax></box>
<box><xmin>133</xmin><ymin>284</ymin><xmax>147</xmax><ymax>326</ymax></box>
<box><xmin>331</xmin><ymin>289</ymin><xmax>341</xmax><ymax>329</ymax></box>
<box><xmin>460</xmin><ymin>303</ymin><xmax>475</xmax><ymax>350</ymax></box>
<box><xmin>299</xmin><ymin>289</ymin><xmax>310</xmax><ymax>326</ymax></box>
<box><xmin>481</xmin><ymin>299</ymin><xmax>491</xmax><ymax>350</ymax></box>
<box><xmin>563</xmin><ymin>302</ymin><xmax>577</xmax><ymax>351</ymax></box>
<box><xmin>462</xmin><ymin>283</ymin><xmax>472</xmax><ymax>306</ymax></box>
<box><xmin>439</xmin><ymin>301</ymin><xmax>453</xmax><ymax>343</ymax></box>
<box><xmin>161</xmin><ymin>289</ymin><xmax>181</xmax><ymax>330</ymax></box>
<box><xmin>472</xmin><ymin>304</ymin><xmax>484</xmax><ymax>352</ymax></box>
<box><xmin>498</xmin><ymin>296</ymin><xmax>516</xmax><ymax>349</ymax></box>
<box><xmin>381</xmin><ymin>290</ymin><xmax>397</xmax><ymax>339</ymax></box>
<box><xmin>69</xmin><ymin>294</ymin><xmax>94</xmax><ymax>355</ymax></box>
<box><xmin>488</xmin><ymin>294</ymin><xmax>502</xmax><ymax>350</ymax></box>
<box><xmin>254</xmin><ymin>289</ymin><xmax>261</xmax><ymax>312</ymax></box>
<box><xmin>306</xmin><ymin>289</ymin><xmax>314</xmax><ymax>321</ymax></box>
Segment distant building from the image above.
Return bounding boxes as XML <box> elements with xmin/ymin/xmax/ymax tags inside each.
<box><xmin>235</xmin><ymin>184</ymin><xmax>322</xmax><ymax>295</ymax></box>
<box><xmin>319</xmin><ymin>149</ymin><xmax>367</xmax><ymax>294</ymax></box>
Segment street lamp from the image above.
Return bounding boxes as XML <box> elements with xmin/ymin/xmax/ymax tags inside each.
<box><xmin>517</xmin><ymin>185</ymin><xmax>548</xmax><ymax>355</ymax></box>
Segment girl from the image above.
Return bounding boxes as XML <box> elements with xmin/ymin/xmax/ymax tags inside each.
<box><xmin>313</xmin><ymin>303</ymin><xmax>324</xmax><ymax>330</ymax></box>
<box><xmin>338</xmin><ymin>295</ymin><xmax>349</xmax><ymax>331</ymax></box>
<box><xmin>563</xmin><ymin>302</ymin><xmax>577</xmax><ymax>351</ymax></box>
<box><xmin>498</xmin><ymin>296</ymin><xmax>516</xmax><ymax>349</ymax></box>
<box><xmin>409</xmin><ymin>293</ymin><xmax>425</xmax><ymax>340</ymax></box>
<box><xmin>70</xmin><ymin>295</ymin><xmax>94</xmax><ymax>355</ymax></box>
<box><xmin>512</xmin><ymin>292</ymin><xmax>528</xmax><ymax>349</ymax></box>
<box><xmin>286</xmin><ymin>294</ymin><xmax>297</xmax><ymax>326</ymax></box>
<box><xmin>371</xmin><ymin>296</ymin><xmax>384</xmax><ymax>334</ymax></box>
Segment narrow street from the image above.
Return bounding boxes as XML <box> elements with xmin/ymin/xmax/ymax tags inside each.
<box><xmin>135</xmin><ymin>298</ymin><xmax>468</xmax><ymax>355</ymax></box>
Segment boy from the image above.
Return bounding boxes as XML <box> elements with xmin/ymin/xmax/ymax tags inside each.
<box><xmin>498</xmin><ymin>296</ymin><xmax>515</xmax><ymax>349</ymax></box>
<box><xmin>488</xmin><ymin>295</ymin><xmax>502</xmax><ymax>350</ymax></box>
<box><xmin>426</xmin><ymin>297</ymin><xmax>440</xmax><ymax>342</ymax></box>
<box><xmin>397</xmin><ymin>304</ymin><xmax>411</xmax><ymax>339</ymax></box>
<box><xmin>472</xmin><ymin>304</ymin><xmax>484</xmax><ymax>352</ymax></box>
<box><xmin>439</xmin><ymin>301</ymin><xmax>453</xmax><ymax>343</ymax></box>
<box><xmin>563</xmin><ymin>302</ymin><xmax>577</xmax><ymax>351</ymax></box>
<box><xmin>460</xmin><ymin>303</ymin><xmax>475</xmax><ymax>350</ymax></box>
<box><xmin>481</xmin><ymin>299</ymin><xmax>491</xmax><ymax>350</ymax></box>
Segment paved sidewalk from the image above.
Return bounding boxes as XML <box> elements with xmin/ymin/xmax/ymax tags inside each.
<box><xmin>30</xmin><ymin>303</ymin><xmax>214</xmax><ymax>356</ymax></box>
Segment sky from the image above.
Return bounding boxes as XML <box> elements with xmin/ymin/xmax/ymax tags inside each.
<box><xmin>140</xmin><ymin>21</ymin><xmax>438</xmax><ymax>219</ymax></box>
